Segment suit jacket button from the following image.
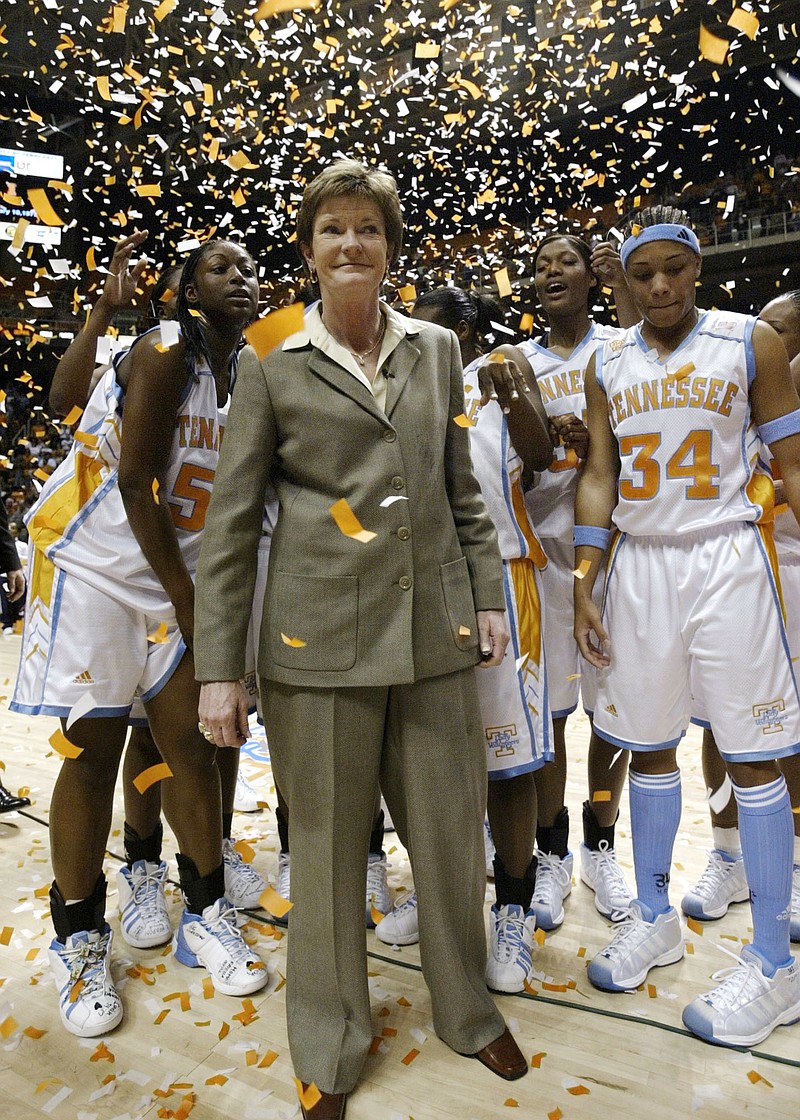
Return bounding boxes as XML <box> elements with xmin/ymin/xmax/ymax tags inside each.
<box><xmin>399</xmin><ymin>576</ymin><xmax>412</xmax><ymax>590</ymax></box>
<box><xmin>383</xmin><ymin>429</ymin><xmax>397</xmax><ymax>442</ymax></box>
<box><xmin>391</xmin><ymin>475</ymin><xmax>405</xmax><ymax>490</ymax></box>
<box><xmin>397</xmin><ymin>526</ymin><xmax>410</xmax><ymax>540</ymax></box>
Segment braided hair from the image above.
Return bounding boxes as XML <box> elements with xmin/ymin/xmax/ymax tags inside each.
<box><xmin>413</xmin><ymin>286</ymin><xmax>505</xmax><ymax>353</ymax></box>
<box><xmin>622</xmin><ymin>204</ymin><xmax>693</xmax><ymax>238</ymax></box>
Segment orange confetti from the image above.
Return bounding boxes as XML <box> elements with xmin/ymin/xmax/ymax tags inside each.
<box><xmin>686</xmin><ymin>916</ymin><xmax>704</xmax><ymax>935</ymax></box>
<box><xmin>728</xmin><ymin>7</ymin><xmax>759</xmax><ymax>39</ymax></box>
<box><xmin>294</xmin><ymin>1079</ymin><xmax>323</xmax><ymax>1110</ymax></box>
<box><xmin>259</xmin><ymin>884</ymin><xmax>293</xmax><ymax>918</ymax></box>
<box><xmin>153</xmin><ymin>0</ymin><xmax>177</xmax><ymax>19</ymax></box>
<box><xmin>49</xmin><ymin>729</ymin><xmax>83</xmax><ymax>759</ymax></box>
<box><xmin>86</xmin><ymin>246</ymin><xmax>98</xmax><ymax>271</ymax></box>
<box><xmin>133</xmin><ymin>762</ymin><xmax>173</xmax><ymax>795</ymax></box>
<box><xmin>0</xmin><ymin>1015</ymin><xmax>18</xmax><ymax>1038</ymax></box>
<box><xmin>548</xmin><ymin>1110</ymin><xmax>563</xmax><ymax>1120</ymax></box>
<box><xmin>90</xmin><ymin>1041</ymin><xmax>115</xmax><ymax>1062</ymax></box>
<box><xmin>397</xmin><ymin>283</ymin><xmax>417</xmax><ymax>303</ymax></box>
<box><xmin>397</xmin><ymin>996</ymin><xmax>411</xmax><ymax>1007</ymax></box>
<box><xmin>453</xmin><ymin>413</ymin><xmax>475</xmax><ymax>428</ymax></box>
<box><xmin>243</xmin><ymin>303</ymin><xmax>305</xmax><ymax>359</ymax></box>
<box><xmin>592</xmin><ymin>790</ymin><xmax>612</xmax><ymax>802</ymax></box>
<box><xmin>576</xmin><ymin>946</ymin><xmax>586</xmax><ymax>958</ymax></box>
<box><xmin>27</xmin><ymin>188</ymin><xmax>65</xmax><ymax>227</ymax></box>
<box><xmin>542</xmin><ymin>982</ymin><xmax>567</xmax><ymax>992</ymax></box>
<box><xmin>280</xmin><ymin>633</ymin><xmax>307</xmax><ymax>648</ymax></box>
<box><xmin>573</xmin><ymin>559</ymin><xmax>592</xmax><ymax>579</ymax></box>
<box><xmin>567</xmin><ymin>1085</ymin><xmax>590</xmax><ymax>1096</ymax></box>
<box><xmin>256</xmin><ymin>0</ymin><xmax>321</xmax><ymax>18</ymax></box>
<box><xmin>202</xmin><ymin>977</ymin><xmax>214</xmax><ymax>1000</ymax></box>
<box><xmin>218</xmin><ymin>1022</ymin><xmax>230</xmax><ymax>1040</ymax></box>
<box><xmin>669</xmin><ymin>362</ymin><xmax>696</xmax><ymax>382</ymax></box>
<box><xmin>23</xmin><ymin>1026</ymin><xmax>46</xmax><ymax>1039</ymax></box>
<box><xmin>747</xmin><ymin>1070</ymin><xmax>773</xmax><ymax>1087</ymax></box>
<box><xmin>10</xmin><ymin>218</ymin><xmax>29</xmax><ymax>251</ymax></box>
<box><xmin>151</xmin><ymin>478</ymin><xmax>159</xmax><ymax>504</ymax></box>
<box><xmin>63</xmin><ymin>405</ymin><xmax>83</xmax><ymax>426</ymax></box>
<box><xmin>647</xmin><ymin>983</ymin><xmax>657</xmax><ymax>999</ymax></box>
<box><xmin>458</xmin><ymin>625</ymin><xmax>471</xmax><ymax>637</ymax></box>
<box><xmin>534</xmin><ymin>928</ymin><xmax>546</xmax><ymax>946</ymax></box>
<box><xmin>519</xmin><ymin>313</ymin><xmax>534</xmax><ymax>333</ymax></box>
<box><xmin>370</xmin><ymin>904</ymin><xmax>385</xmax><ymax>925</ymax></box>
<box><xmin>504</xmin><ymin>1101</ymin><xmax>519</xmax><ymax>1108</ymax></box>
<box><xmin>401</xmin><ymin>1048</ymin><xmax>420</xmax><ymax>1065</ymax></box>
<box><xmin>699</xmin><ymin>23</ymin><xmax>730</xmax><ymax>64</ymax></box>
<box><xmin>494</xmin><ymin>267</ymin><xmax>512</xmax><ymax>298</ymax></box>
<box><xmin>531</xmin><ymin>1052</ymin><xmax>546</xmax><ymax>1068</ymax></box>
<box><xmin>148</xmin><ymin>621</ymin><xmax>170</xmax><ymax>644</ymax></box>
<box><xmin>330</xmin><ymin>498</ymin><xmax>376</xmax><ymax>544</ymax></box>
<box><xmin>69</xmin><ymin>980</ymin><xmax>84</xmax><ymax>1003</ymax></box>
<box><xmin>259</xmin><ymin>1050</ymin><xmax>279</xmax><ymax>1068</ymax></box>
<box><xmin>205</xmin><ymin>1074</ymin><xmax>228</xmax><ymax>1086</ymax></box>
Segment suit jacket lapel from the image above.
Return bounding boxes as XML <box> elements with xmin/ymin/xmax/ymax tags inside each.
<box><xmin>384</xmin><ymin>337</ymin><xmax>421</xmax><ymax>419</ymax></box>
<box><xmin>307</xmin><ymin>350</ymin><xmax>386</xmax><ymax>425</ymax></box>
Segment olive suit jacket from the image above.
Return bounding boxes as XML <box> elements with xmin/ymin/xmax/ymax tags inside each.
<box><xmin>193</xmin><ymin>315</ymin><xmax>505</xmax><ymax>688</ymax></box>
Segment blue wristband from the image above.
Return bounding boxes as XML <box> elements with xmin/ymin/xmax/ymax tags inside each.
<box><xmin>573</xmin><ymin>524</ymin><xmax>612</xmax><ymax>551</ymax></box>
<box><xmin>758</xmin><ymin>408</ymin><xmax>800</xmax><ymax>447</ymax></box>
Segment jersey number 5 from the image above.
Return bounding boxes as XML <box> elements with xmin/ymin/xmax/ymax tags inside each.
<box><xmin>168</xmin><ymin>463</ymin><xmax>215</xmax><ymax>531</ymax></box>
<box><xmin>619</xmin><ymin>430</ymin><xmax>720</xmax><ymax>501</ymax></box>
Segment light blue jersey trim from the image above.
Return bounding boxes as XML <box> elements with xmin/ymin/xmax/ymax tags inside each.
<box><xmin>552</xmin><ymin>702</ymin><xmax>579</xmax><ymax>721</ymax></box>
<box><xmin>9</xmin><ymin>701</ymin><xmax>133</xmax><ymax>719</ymax></box>
<box><xmin>138</xmin><ymin>637</ymin><xmax>188</xmax><ymax>703</ymax></box>
<box><xmin>594</xmin><ymin>726</ymin><xmax>685</xmax><ymax>752</ymax></box>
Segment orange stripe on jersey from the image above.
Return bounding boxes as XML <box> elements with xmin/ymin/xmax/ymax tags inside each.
<box><xmin>510</xmin><ymin>557</ymin><xmax>542</xmax><ymax>670</ymax></box>
<box><xmin>510</xmin><ymin>479</ymin><xmax>548</xmax><ymax>569</ymax></box>
<box><xmin>746</xmin><ymin>469</ymin><xmax>775</xmax><ymax>525</ymax></box>
<box><xmin>756</xmin><ymin>521</ymin><xmax>786</xmax><ymax>622</ymax></box>
<box><xmin>28</xmin><ymin>452</ymin><xmax>105</xmax><ymax>553</ymax></box>
<box><xmin>28</xmin><ymin>547</ymin><xmax>56</xmax><ymax>612</ymax></box>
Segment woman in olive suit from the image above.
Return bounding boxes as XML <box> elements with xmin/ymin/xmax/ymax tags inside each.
<box><xmin>194</xmin><ymin>160</ymin><xmax>528</xmax><ymax>1119</ymax></box>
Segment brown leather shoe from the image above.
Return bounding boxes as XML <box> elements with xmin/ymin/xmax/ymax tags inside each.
<box><xmin>470</xmin><ymin>1027</ymin><xmax>528</xmax><ymax>1081</ymax></box>
<box><xmin>300</xmin><ymin>1085</ymin><xmax>347</xmax><ymax>1119</ymax></box>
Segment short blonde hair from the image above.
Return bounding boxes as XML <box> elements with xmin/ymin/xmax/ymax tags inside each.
<box><xmin>296</xmin><ymin>158</ymin><xmax>404</xmax><ymax>271</ymax></box>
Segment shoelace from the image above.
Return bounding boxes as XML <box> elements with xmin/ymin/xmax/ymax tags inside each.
<box><xmin>494</xmin><ymin>911</ymin><xmax>529</xmax><ymax>964</ymax></box>
<box><xmin>702</xmin><ymin>945</ymin><xmax>772</xmax><ymax>1011</ymax></box>
<box><xmin>691</xmin><ymin>851</ymin><xmax>738</xmax><ymax>900</ymax></box>
<box><xmin>390</xmin><ymin>891</ymin><xmax>417</xmax><ymax>917</ymax></box>
<box><xmin>366</xmin><ymin>858</ymin><xmax>387</xmax><ymax>901</ymax></box>
<box><xmin>276</xmin><ymin>854</ymin><xmax>291</xmax><ymax>898</ymax></box>
<box><xmin>600</xmin><ymin>907</ymin><xmax>652</xmax><ymax>960</ymax></box>
<box><xmin>590</xmin><ymin>841</ymin><xmax>631</xmax><ymax>912</ymax></box>
<box><xmin>204</xmin><ymin>904</ymin><xmax>252</xmax><ymax>958</ymax></box>
<box><xmin>225</xmin><ymin>841</ymin><xmax>262</xmax><ymax>881</ymax></box>
<box><xmin>61</xmin><ymin>932</ymin><xmax>110</xmax><ymax>992</ymax></box>
<box><xmin>533</xmin><ymin>852</ymin><xmax>571</xmax><ymax>902</ymax></box>
<box><xmin>130</xmin><ymin>863</ymin><xmax>165</xmax><ymax>907</ymax></box>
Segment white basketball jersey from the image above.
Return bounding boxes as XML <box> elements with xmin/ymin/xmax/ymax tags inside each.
<box><xmin>26</xmin><ymin>333</ymin><xmax>228</xmax><ymax>615</ymax></box>
<box><xmin>597</xmin><ymin>310</ymin><xmax>768</xmax><ymax>536</ymax></box>
<box><xmin>462</xmin><ymin>356</ymin><xmax>546</xmax><ymax>567</ymax></box>
<box><xmin>520</xmin><ymin>324</ymin><xmax>621</xmax><ymax>540</ymax></box>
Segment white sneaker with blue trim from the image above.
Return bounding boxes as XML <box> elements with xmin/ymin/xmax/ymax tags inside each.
<box><xmin>173</xmin><ymin>897</ymin><xmax>268</xmax><ymax>996</ymax></box>
<box><xmin>49</xmin><ymin>927</ymin><xmax>123</xmax><ymax>1037</ymax></box>
<box><xmin>588</xmin><ymin>901</ymin><xmax>684</xmax><ymax>991</ymax></box>
<box><xmin>682</xmin><ymin>946</ymin><xmax>800</xmax><ymax>1047</ymax></box>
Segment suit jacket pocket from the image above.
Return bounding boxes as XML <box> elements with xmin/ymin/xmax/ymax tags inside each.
<box><xmin>267</xmin><ymin>571</ymin><xmax>358</xmax><ymax>672</ymax></box>
<box><xmin>439</xmin><ymin>556</ymin><xmax>479</xmax><ymax>652</ymax></box>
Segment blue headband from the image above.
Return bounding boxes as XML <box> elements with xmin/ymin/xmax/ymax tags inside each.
<box><xmin>620</xmin><ymin>223</ymin><xmax>701</xmax><ymax>270</ymax></box>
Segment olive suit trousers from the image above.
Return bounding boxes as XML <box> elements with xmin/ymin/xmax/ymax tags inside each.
<box><xmin>261</xmin><ymin>666</ymin><xmax>505</xmax><ymax>1094</ymax></box>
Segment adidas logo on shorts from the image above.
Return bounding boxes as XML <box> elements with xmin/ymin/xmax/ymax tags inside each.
<box><xmin>72</xmin><ymin>670</ymin><xmax>94</xmax><ymax>685</ymax></box>
<box><xmin>605</xmin><ymin>703</ymin><xmax>618</xmax><ymax>717</ymax></box>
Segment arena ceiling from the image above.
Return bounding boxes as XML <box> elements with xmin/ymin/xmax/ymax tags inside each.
<box><xmin>0</xmin><ymin>0</ymin><xmax>799</xmax><ymax>318</ymax></box>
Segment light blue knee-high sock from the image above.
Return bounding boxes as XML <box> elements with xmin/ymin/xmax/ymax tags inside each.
<box><xmin>629</xmin><ymin>769</ymin><xmax>682</xmax><ymax>917</ymax></box>
<box><xmin>733</xmin><ymin>776</ymin><xmax>793</xmax><ymax>973</ymax></box>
